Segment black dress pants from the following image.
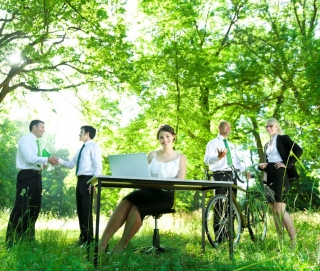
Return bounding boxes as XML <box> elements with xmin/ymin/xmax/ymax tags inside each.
<box><xmin>213</xmin><ymin>172</ymin><xmax>237</xmax><ymax>243</ymax></box>
<box><xmin>6</xmin><ymin>170</ymin><xmax>42</xmax><ymax>244</ymax></box>
<box><xmin>76</xmin><ymin>175</ymin><xmax>94</xmax><ymax>245</ymax></box>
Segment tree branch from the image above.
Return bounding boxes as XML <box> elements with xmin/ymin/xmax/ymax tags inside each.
<box><xmin>0</xmin><ymin>31</ymin><xmax>26</xmax><ymax>46</ymax></box>
<box><xmin>0</xmin><ymin>59</ymin><xmax>33</xmax><ymax>89</ymax></box>
<box><xmin>7</xmin><ymin>81</ymin><xmax>96</xmax><ymax>92</ymax></box>
<box><xmin>22</xmin><ymin>61</ymin><xmax>93</xmax><ymax>75</ymax></box>
<box><xmin>308</xmin><ymin>0</ymin><xmax>318</xmax><ymax>34</ymax></box>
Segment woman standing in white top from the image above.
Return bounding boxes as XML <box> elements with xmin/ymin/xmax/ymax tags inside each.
<box><xmin>98</xmin><ymin>124</ymin><xmax>186</xmax><ymax>255</ymax></box>
<box><xmin>258</xmin><ymin>118</ymin><xmax>303</xmax><ymax>248</ymax></box>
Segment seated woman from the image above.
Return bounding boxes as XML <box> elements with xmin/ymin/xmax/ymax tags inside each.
<box><xmin>98</xmin><ymin>124</ymin><xmax>187</xmax><ymax>254</ymax></box>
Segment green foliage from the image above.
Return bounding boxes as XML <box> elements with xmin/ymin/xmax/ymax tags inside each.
<box><xmin>0</xmin><ymin>119</ymin><xmax>25</xmax><ymax>209</ymax></box>
<box><xmin>288</xmin><ymin>165</ymin><xmax>320</xmax><ymax>211</ymax></box>
<box><xmin>0</xmin><ymin>0</ymin><xmax>132</xmax><ymax>103</ymax></box>
<box><xmin>0</xmin><ymin>118</ymin><xmax>78</xmax><ymax>217</ymax></box>
<box><xmin>41</xmin><ymin>156</ymin><xmax>76</xmax><ymax>218</ymax></box>
<box><xmin>1</xmin><ymin>0</ymin><xmax>320</xmax><ymax>214</ymax></box>
<box><xmin>85</xmin><ymin>0</ymin><xmax>320</xmax><ymax>212</ymax></box>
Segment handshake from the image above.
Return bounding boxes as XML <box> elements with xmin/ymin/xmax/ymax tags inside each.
<box><xmin>48</xmin><ymin>156</ymin><xmax>59</xmax><ymax>165</ymax></box>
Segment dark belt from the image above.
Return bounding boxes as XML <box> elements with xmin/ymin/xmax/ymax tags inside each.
<box><xmin>211</xmin><ymin>171</ymin><xmax>233</xmax><ymax>181</ymax></box>
<box><xmin>212</xmin><ymin>171</ymin><xmax>232</xmax><ymax>175</ymax></box>
<box><xmin>20</xmin><ymin>169</ymin><xmax>42</xmax><ymax>174</ymax></box>
<box><xmin>77</xmin><ymin>175</ymin><xmax>93</xmax><ymax>180</ymax></box>
<box><xmin>162</xmin><ymin>189</ymin><xmax>174</xmax><ymax>192</ymax></box>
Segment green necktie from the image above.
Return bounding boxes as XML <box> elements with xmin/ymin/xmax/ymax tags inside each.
<box><xmin>76</xmin><ymin>144</ymin><xmax>85</xmax><ymax>175</ymax></box>
<box><xmin>36</xmin><ymin>140</ymin><xmax>41</xmax><ymax>157</ymax></box>
<box><xmin>223</xmin><ymin>138</ymin><xmax>233</xmax><ymax>166</ymax></box>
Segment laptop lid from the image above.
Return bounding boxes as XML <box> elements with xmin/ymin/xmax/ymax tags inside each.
<box><xmin>108</xmin><ymin>153</ymin><xmax>151</xmax><ymax>178</ymax></box>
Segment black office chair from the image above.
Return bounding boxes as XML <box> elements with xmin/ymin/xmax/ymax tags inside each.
<box><xmin>136</xmin><ymin>208</ymin><xmax>176</xmax><ymax>253</ymax></box>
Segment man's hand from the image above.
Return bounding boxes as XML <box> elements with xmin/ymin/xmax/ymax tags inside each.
<box><xmin>88</xmin><ymin>185</ymin><xmax>96</xmax><ymax>194</ymax></box>
<box><xmin>258</xmin><ymin>163</ymin><xmax>268</xmax><ymax>170</ymax></box>
<box><xmin>48</xmin><ymin>157</ymin><xmax>59</xmax><ymax>165</ymax></box>
<box><xmin>274</xmin><ymin>162</ymin><xmax>286</xmax><ymax>169</ymax></box>
<box><xmin>246</xmin><ymin>171</ymin><xmax>252</xmax><ymax>179</ymax></box>
<box><xmin>217</xmin><ymin>147</ymin><xmax>228</xmax><ymax>160</ymax></box>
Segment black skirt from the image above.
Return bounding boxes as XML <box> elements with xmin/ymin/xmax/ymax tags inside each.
<box><xmin>266</xmin><ymin>163</ymin><xmax>290</xmax><ymax>202</ymax></box>
<box><xmin>123</xmin><ymin>189</ymin><xmax>174</xmax><ymax>220</ymax></box>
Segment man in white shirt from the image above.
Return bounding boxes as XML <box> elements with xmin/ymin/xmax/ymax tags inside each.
<box><xmin>6</xmin><ymin>120</ymin><xmax>58</xmax><ymax>246</ymax></box>
<box><xmin>204</xmin><ymin>120</ymin><xmax>244</xmax><ymax>182</ymax></box>
<box><xmin>58</xmin><ymin>125</ymin><xmax>102</xmax><ymax>247</ymax></box>
<box><xmin>204</xmin><ymin>120</ymin><xmax>244</xmax><ymax>244</ymax></box>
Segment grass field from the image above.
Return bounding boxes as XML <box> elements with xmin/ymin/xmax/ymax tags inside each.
<box><xmin>0</xmin><ymin>210</ymin><xmax>319</xmax><ymax>271</ymax></box>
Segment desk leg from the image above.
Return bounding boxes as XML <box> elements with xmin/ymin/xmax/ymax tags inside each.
<box><xmin>93</xmin><ymin>180</ymin><xmax>101</xmax><ymax>268</ymax></box>
<box><xmin>202</xmin><ymin>190</ymin><xmax>206</xmax><ymax>252</ymax></box>
<box><xmin>228</xmin><ymin>184</ymin><xmax>234</xmax><ymax>260</ymax></box>
<box><xmin>87</xmin><ymin>185</ymin><xmax>94</xmax><ymax>259</ymax></box>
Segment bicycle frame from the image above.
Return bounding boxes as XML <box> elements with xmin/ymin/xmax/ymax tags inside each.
<box><xmin>205</xmin><ymin>168</ymin><xmax>250</xmax><ymax>230</ymax></box>
<box><xmin>204</xmin><ymin>166</ymin><xmax>267</xmax><ymax>247</ymax></box>
<box><xmin>230</xmin><ymin>184</ymin><xmax>248</xmax><ymax>229</ymax></box>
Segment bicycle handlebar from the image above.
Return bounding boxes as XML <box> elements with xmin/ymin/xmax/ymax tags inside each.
<box><xmin>228</xmin><ymin>165</ymin><xmax>245</xmax><ymax>183</ymax></box>
<box><xmin>204</xmin><ymin>165</ymin><xmax>245</xmax><ymax>183</ymax></box>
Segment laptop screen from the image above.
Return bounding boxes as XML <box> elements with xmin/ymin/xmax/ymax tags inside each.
<box><xmin>108</xmin><ymin>153</ymin><xmax>151</xmax><ymax>178</ymax></box>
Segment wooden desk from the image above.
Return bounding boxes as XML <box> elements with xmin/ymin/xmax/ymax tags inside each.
<box><xmin>88</xmin><ymin>176</ymin><xmax>234</xmax><ymax>266</ymax></box>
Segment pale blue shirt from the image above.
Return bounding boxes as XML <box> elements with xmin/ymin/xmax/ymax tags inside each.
<box><xmin>58</xmin><ymin>140</ymin><xmax>102</xmax><ymax>176</ymax></box>
<box><xmin>16</xmin><ymin>133</ymin><xmax>48</xmax><ymax>170</ymax></box>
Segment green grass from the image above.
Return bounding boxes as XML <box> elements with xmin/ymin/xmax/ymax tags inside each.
<box><xmin>0</xmin><ymin>211</ymin><xmax>319</xmax><ymax>271</ymax></box>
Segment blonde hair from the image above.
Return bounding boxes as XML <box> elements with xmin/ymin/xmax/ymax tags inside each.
<box><xmin>266</xmin><ymin>118</ymin><xmax>284</xmax><ymax>135</ymax></box>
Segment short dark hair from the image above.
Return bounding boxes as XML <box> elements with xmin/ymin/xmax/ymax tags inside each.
<box><xmin>29</xmin><ymin>120</ymin><xmax>44</xmax><ymax>132</ymax></box>
<box><xmin>156</xmin><ymin>124</ymin><xmax>176</xmax><ymax>140</ymax></box>
<box><xmin>81</xmin><ymin>125</ymin><xmax>96</xmax><ymax>139</ymax></box>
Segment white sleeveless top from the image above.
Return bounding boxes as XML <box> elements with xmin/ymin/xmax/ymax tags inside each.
<box><xmin>148</xmin><ymin>151</ymin><xmax>180</xmax><ymax>179</ymax></box>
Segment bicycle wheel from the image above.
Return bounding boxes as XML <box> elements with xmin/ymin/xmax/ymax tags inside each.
<box><xmin>205</xmin><ymin>194</ymin><xmax>241</xmax><ymax>248</ymax></box>
<box><xmin>247</xmin><ymin>193</ymin><xmax>267</xmax><ymax>242</ymax></box>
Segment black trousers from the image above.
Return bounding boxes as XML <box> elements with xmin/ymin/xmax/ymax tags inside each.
<box><xmin>213</xmin><ymin>172</ymin><xmax>237</xmax><ymax>242</ymax></box>
<box><xmin>6</xmin><ymin>170</ymin><xmax>42</xmax><ymax>243</ymax></box>
<box><xmin>76</xmin><ymin>175</ymin><xmax>94</xmax><ymax>244</ymax></box>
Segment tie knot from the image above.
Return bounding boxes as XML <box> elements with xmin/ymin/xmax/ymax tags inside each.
<box><xmin>223</xmin><ymin>138</ymin><xmax>227</xmax><ymax>142</ymax></box>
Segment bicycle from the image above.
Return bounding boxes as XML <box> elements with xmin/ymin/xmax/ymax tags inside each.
<box><xmin>204</xmin><ymin>166</ymin><xmax>268</xmax><ymax>248</ymax></box>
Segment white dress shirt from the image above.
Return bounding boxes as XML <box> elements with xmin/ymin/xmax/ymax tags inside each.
<box><xmin>265</xmin><ymin>134</ymin><xmax>283</xmax><ymax>163</ymax></box>
<box><xmin>204</xmin><ymin>134</ymin><xmax>243</xmax><ymax>172</ymax></box>
<box><xmin>58</xmin><ymin>140</ymin><xmax>102</xmax><ymax>176</ymax></box>
<box><xmin>16</xmin><ymin>133</ymin><xmax>48</xmax><ymax>170</ymax></box>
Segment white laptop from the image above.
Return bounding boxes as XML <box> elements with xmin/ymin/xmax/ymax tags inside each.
<box><xmin>108</xmin><ymin>153</ymin><xmax>151</xmax><ymax>178</ymax></box>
